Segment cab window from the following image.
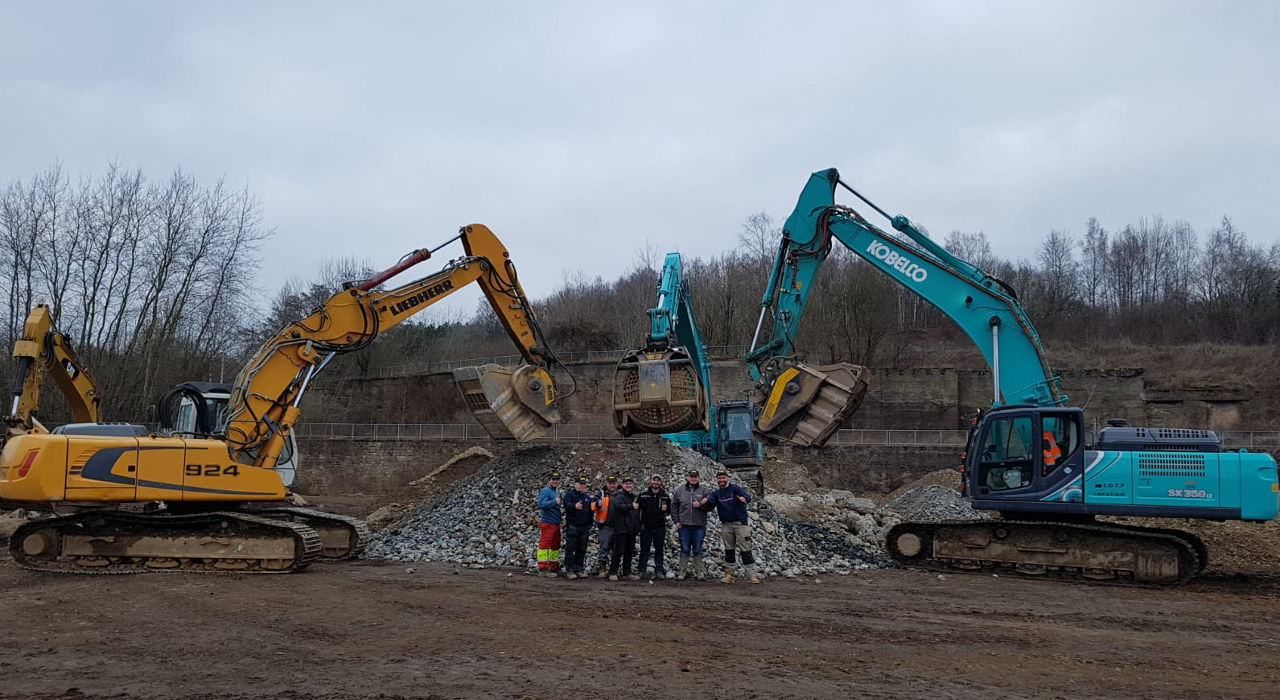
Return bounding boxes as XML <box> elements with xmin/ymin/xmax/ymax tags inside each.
<box><xmin>980</xmin><ymin>416</ymin><xmax>1033</xmax><ymax>491</ymax></box>
<box><xmin>1040</xmin><ymin>415</ymin><xmax>1079</xmax><ymax>475</ymax></box>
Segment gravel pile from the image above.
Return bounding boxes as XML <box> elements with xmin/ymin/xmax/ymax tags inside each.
<box><xmin>883</xmin><ymin>483</ymin><xmax>991</xmax><ymax>522</ymax></box>
<box><xmin>365</xmin><ymin>439</ymin><xmax>884</xmax><ymax>577</ymax></box>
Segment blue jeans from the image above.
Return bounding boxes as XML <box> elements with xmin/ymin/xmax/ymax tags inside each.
<box><xmin>677</xmin><ymin>525</ymin><xmax>706</xmax><ymax>557</ymax></box>
<box><xmin>638</xmin><ymin>526</ymin><xmax>666</xmax><ymax>574</ymax></box>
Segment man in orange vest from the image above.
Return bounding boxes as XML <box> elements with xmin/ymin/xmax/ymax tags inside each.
<box><xmin>1042</xmin><ymin>431</ymin><xmax>1062</xmax><ymax>469</ymax></box>
<box><xmin>591</xmin><ymin>476</ymin><xmax>621</xmax><ymax>577</ymax></box>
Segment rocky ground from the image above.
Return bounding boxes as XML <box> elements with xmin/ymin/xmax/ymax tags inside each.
<box><xmin>365</xmin><ymin>439</ymin><xmax>884</xmax><ymax>577</ymax></box>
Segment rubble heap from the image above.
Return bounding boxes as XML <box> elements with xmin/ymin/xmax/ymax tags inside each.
<box><xmin>365</xmin><ymin>439</ymin><xmax>883</xmax><ymax>577</ymax></box>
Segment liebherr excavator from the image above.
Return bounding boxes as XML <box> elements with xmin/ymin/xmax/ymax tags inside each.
<box><xmin>0</xmin><ymin>224</ymin><xmax>564</xmax><ymax>573</ymax></box>
<box><xmin>4</xmin><ymin>304</ymin><xmax>104</xmax><ymax>441</ymax></box>
<box><xmin>611</xmin><ymin>252</ymin><xmax>763</xmax><ymax>467</ymax></box>
<box><xmin>751</xmin><ymin>168</ymin><xmax>1279</xmax><ymax>584</ymax></box>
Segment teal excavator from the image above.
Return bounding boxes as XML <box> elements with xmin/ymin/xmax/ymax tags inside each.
<box><xmin>611</xmin><ymin>252</ymin><xmax>763</xmax><ymax>468</ymax></box>
<box><xmin>746</xmin><ymin>168</ymin><xmax>1278</xmax><ymax>584</ymax></box>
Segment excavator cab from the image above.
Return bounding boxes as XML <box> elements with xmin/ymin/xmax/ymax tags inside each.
<box><xmin>454</xmin><ymin>363</ymin><xmax>561</xmax><ymax>441</ymax></box>
<box><xmin>611</xmin><ymin>346</ymin><xmax>709</xmax><ymax>436</ymax></box>
<box><xmin>752</xmin><ymin>360</ymin><xmax>868</xmax><ymax>447</ymax></box>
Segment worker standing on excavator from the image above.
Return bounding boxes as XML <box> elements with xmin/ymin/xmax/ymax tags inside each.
<box><xmin>536</xmin><ymin>472</ymin><xmax>563</xmax><ymax>577</ymax></box>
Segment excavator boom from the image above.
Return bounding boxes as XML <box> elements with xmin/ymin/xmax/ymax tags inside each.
<box><xmin>1</xmin><ymin>224</ymin><xmax>562</xmax><ymax>574</ymax></box>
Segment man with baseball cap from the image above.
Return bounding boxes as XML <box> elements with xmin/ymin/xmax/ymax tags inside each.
<box><xmin>535</xmin><ymin>472</ymin><xmax>563</xmax><ymax>577</ymax></box>
<box><xmin>710</xmin><ymin>468</ymin><xmax>760</xmax><ymax>584</ymax></box>
<box><xmin>591</xmin><ymin>475</ymin><xmax>621</xmax><ymax>577</ymax></box>
<box><xmin>561</xmin><ymin>476</ymin><xmax>596</xmax><ymax>579</ymax></box>
<box><xmin>605</xmin><ymin>476</ymin><xmax>642</xmax><ymax>580</ymax></box>
<box><xmin>671</xmin><ymin>467</ymin><xmax>714</xmax><ymax>581</ymax></box>
<box><xmin>636</xmin><ymin>473</ymin><xmax>672</xmax><ymax>579</ymax></box>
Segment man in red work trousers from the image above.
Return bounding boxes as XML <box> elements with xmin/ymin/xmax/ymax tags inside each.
<box><xmin>536</xmin><ymin>471</ymin><xmax>563</xmax><ymax>577</ymax></box>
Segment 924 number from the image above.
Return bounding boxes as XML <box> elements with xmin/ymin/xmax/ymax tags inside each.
<box><xmin>185</xmin><ymin>464</ymin><xmax>240</xmax><ymax>477</ymax></box>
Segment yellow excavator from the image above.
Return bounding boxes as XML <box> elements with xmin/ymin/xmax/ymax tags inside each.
<box><xmin>0</xmin><ymin>224</ymin><xmax>563</xmax><ymax>573</ymax></box>
<box><xmin>4</xmin><ymin>304</ymin><xmax>104</xmax><ymax>443</ymax></box>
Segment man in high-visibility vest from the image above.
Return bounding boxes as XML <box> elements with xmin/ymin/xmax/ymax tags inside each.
<box><xmin>536</xmin><ymin>472</ymin><xmax>563</xmax><ymax>577</ymax></box>
<box><xmin>591</xmin><ymin>476</ymin><xmax>621</xmax><ymax>577</ymax></box>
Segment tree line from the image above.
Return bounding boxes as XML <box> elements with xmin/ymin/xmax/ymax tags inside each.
<box><xmin>3</xmin><ymin>163</ymin><xmax>1276</xmax><ymax>423</ymax></box>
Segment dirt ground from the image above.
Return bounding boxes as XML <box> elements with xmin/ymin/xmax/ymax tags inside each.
<box><xmin>2</xmin><ymin>558</ymin><xmax>1277</xmax><ymax>700</ymax></box>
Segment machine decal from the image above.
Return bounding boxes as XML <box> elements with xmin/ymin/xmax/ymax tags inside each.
<box><xmin>1041</xmin><ymin>451</ymin><xmax>1122</xmax><ymax>502</ymax></box>
<box><xmin>80</xmin><ymin>445</ymin><xmax>276</xmax><ymax>496</ymax></box>
<box><xmin>389</xmin><ymin>280</ymin><xmax>454</xmax><ymax>315</ymax></box>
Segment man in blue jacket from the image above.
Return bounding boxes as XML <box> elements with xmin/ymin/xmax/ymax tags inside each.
<box><xmin>710</xmin><ymin>469</ymin><xmax>761</xmax><ymax>584</ymax></box>
<box><xmin>561</xmin><ymin>476</ymin><xmax>596</xmax><ymax>579</ymax></box>
<box><xmin>536</xmin><ymin>472</ymin><xmax>563</xmax><ymax>577</ymax></box>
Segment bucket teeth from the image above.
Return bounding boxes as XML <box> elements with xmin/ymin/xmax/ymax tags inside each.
<box><xmin>454</xmin><ymin>363</ymin><xmax>560</xmax><ymax>441</ymax></box>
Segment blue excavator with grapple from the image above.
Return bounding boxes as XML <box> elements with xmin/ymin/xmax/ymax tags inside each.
<box><xmin>747</xmin><ymin>168</ymin><xmax>1279</xmax><ymax>584</ymax></box>
<box><xmin>612</xmin><ymin>252</ymin><xmax>764</xmax><ymax>468</ymax></box>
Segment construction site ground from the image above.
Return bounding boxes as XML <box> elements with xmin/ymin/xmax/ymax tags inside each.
<box><xmin>2</xmin><ymin>557</ymin><xmax>1277</xmax><ymax>699</ymax></box>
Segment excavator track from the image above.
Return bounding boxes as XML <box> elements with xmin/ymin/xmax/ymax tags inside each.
<box><xmin>9</xmin><ymin>510</ymin><xmax>322</xmax><ymax>574</ymax></box>
<box><xmin>250</xmin><ymin>507</ymin><xmax>370</xmax><ymax>560</ymax></box>
<box><xmin>886</xmin><ymin>519</ymin><xmax>1203</xmax><ymax>586</ymax></box>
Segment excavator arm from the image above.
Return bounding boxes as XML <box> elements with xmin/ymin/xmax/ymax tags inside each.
<box><xmin>748</xmin><ymin>168</ymin><xmax>1065</xmax><ymax>446</ymax></box>
<box><xmin>612</xmin><ymin>252</ymin><xmax>711</xmax><ymax>435</ymax></box>
<box><xmin>6</xmin><ymin>304</ymin><xmax>103</xmax><ymax>438</ymax></box>
<box><xmin>225</xmin><ymin>223</ymin><xmax>562</xmax><ymax>469</ymax></box>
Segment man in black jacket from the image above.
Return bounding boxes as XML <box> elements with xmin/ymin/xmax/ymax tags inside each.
<box><xmin>635</xmin><ymin>473</ymin><xmax>672</xmax><ymax>579</ymax></box>
<box><xmin>606</xmin><ymin>476</ymin><xmax>642</xmax><ymax>580</ymax></box>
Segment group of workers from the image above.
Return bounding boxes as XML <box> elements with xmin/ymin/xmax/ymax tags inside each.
<box><xmin>536</xmin><ymin>467</ymin><xmax>761</xmax><ymax>584</ymax></box>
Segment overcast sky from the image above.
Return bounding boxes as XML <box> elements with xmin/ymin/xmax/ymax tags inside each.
<box><xmin>2</xmin><ymin>1</ymin><xmax>1277</xmax><ymax>323</ymax></box>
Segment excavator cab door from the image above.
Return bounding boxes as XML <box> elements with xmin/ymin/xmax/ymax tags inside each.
<box><xmin>972</xmin><ymin>408</ymin><xmax>1084</xmax><ymax>503</ymax></box>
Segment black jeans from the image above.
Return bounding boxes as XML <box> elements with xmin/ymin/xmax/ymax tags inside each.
<box><xmin>638</xmin><ymin>525</ymin><xmax>667</xmax><ymax>574</ymax></box>
<box><xmin>564</xmin><ymin>523</ymin><xmax>591</xmax><ymax>573</ymax></box>
<box><xmin>609</xmin><ymin>531</ymin><xmax>637</xmax><ymax>575</ymax></box>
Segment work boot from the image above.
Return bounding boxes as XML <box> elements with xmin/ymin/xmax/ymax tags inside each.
<box><xmin>597</xmin><ymin>568</ymin><xmax>608</xmax><ymax>578</ymax></box>
<box><xmin>747</xmin><ymin>575</ymin><xmax>762</xmax><ymax>584</ymax></box>
<box><xmin>566</xmin><ymin>572</ymin><xmax>577</xmax><ymax>580</ymax></box>
<box><xmin>608</xmin><ymin>574</ymin><xmax>619</xmax><ymax>581</ymax></box>
<box><xmin>676</xmin><ymin>555</ymin><xmax>689</xmax><ymax>581</ymax></box>
<box><xmin>693</xmin><ymin>557</ymin><xmax>707</xmax><ymax>581</ymax></box>
<box><xmin>745</xmin><ymin>564</ymin><xmax>761</xmax><ymax>584</ymax></box>
<box><xmin>627</xmin><ymin>574</ymin><xmax>641</xmax><ymax>581</ymax></box>
<box><xmin>719</xmin><ymin>570</ymin><xmax>735</xmax><ymax>584</ymax></box>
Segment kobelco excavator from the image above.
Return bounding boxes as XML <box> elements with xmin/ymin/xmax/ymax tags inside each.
<box><xmin>752</xmin><ymin>168</ymin><xmax>1279</xmax><ymax>584</ymax></box>
<box><xmin>1</xmin><ymin>224</ymin><xmax>564</xmax><ymax>573</ymax></box>
<box><xmin>611</xmin><ymin>252</ymin><xmax>763</xmax><ymax>467</ymax></box>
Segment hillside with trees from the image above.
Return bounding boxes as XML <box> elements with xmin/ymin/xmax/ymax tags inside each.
<box><xmin>4</xmin><ymin>164</ymin><xmax>1278</xmax><ymax>425</ymax></box>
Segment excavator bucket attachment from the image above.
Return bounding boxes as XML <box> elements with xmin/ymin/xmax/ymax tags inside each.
<box><xmin>454</xmin><ymin>364</ymin><xmax>561</xmax><ymax>441</ymax></box>
<box><xmin>611</xmin><ymin>347</ymin><xmax>709</xmax><ymax>435</ymax></box>
<box><xmin>755</xmin><ymin>362</ymin><xmax>868</xmax><ymax>447</ymax></box>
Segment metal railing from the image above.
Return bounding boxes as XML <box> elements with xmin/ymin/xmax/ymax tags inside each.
<box><xmin>292</xmin><ymin>423</ymin><xmax>970</xmax><ymax>446</ymax></box>
<box><xmin>290</xmin><ymin>423</ymin><xmax>1280</xmax><ymax>451</ymax></box>
<box><xmin>372</xmin><ymin>345</ymin><xmax>753</xmax><ymax>378</ymax></box>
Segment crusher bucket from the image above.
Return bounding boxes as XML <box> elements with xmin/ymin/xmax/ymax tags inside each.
<box><xmin>754</xmin><ymin>362</ymin><xmax>868</xmax><ymax>447</ymax></box>
<box><xmin>454</xmin><ymin>363</ymin><xmax>561</xmax><ymax>441</ymax></box>
<box><xmin>611</xmin><ymin>347</ymin><xmax>709</xmax><ymax>436</ymax></box>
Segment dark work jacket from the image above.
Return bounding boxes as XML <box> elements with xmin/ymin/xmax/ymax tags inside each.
<box><xmin>562</xmin><ymin>489</ymin><xmax>596</xmax><ymax>528</ymax></box>
<box><xmin>636</xmin><ymin>487</ymin><xmax>671</xmax><ymax>528</ymax></box>
<box><xmin>606</xmin><ymin>488</ymin><xmax>642</xmax><ymax>534</ymax></box>
<box><xmin>711</xmin><ymin>483</ymin><xmax>752</xmax><ymax>523</ymax></box>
